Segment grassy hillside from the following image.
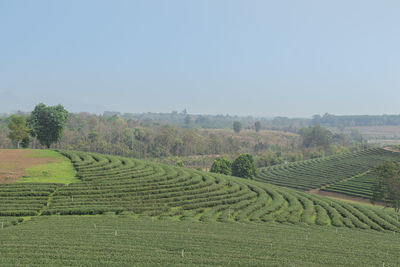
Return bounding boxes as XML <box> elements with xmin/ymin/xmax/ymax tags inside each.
<box><xmin>1</xmin><ymin>149</ymin><xmax>400</xmax><ymax>265</ymax></box>
<box><xmin>255</xmin><ymin>148</ymin><xmax>400</xmax><ymax>198</ymax></box>
<box><xmin>1</xmin><ymin>149</ymin><xmax>398</xmax><ymax>232</ymax></box>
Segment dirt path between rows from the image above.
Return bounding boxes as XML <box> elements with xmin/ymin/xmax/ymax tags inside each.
<box><xmin>0</xmin><ymin>149</ymin><xmax>58</xmax><ymax>183</ymax></box>
<box><xmin>307</xmin><ymin>188</ymin><xmax>387</xmax><ymax>207</ymax></box>
<box><xmin>383</xmin><ymin>146</ymin><xmax>400</xmax><ymax>153</ymax></box>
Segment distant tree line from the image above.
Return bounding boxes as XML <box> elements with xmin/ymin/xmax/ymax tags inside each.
<box><xmin>312</xmin><ymin>113</ymin><xmax>400</xmax><ymax>127</ymax></box>
<box><xmin>0</xmin><ymin>108</ymin><xmax>367</xmax><ymax>170</ymax></box>
<box><xmin>0</xmin><ymin>110</ymin><xmax>300</xmax><ymax>159</ymax></box>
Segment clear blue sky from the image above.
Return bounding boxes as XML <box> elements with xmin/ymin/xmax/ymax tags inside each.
<box><xmin>1</xmin><ymin>0</ymin><xmax>399</xmax><ymax>117</ymax></box>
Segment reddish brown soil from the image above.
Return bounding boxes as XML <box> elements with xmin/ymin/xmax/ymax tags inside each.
<box><xmin>0</xmin><ymin>149</ymin><xmax>58</xmax><ymax>183</ymax></box>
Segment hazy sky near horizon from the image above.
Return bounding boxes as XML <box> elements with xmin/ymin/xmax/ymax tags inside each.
<box><xmin>1</xmin><ymin>0</ymin><xmax>399</xmax><ymax>117</ymax></box>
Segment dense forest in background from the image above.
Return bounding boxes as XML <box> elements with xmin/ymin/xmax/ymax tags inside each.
<box><xmin>0</xmin><ymin>111</ymin><xmax>371</xmax><ymax>169</ymax></box>
<box><xmin>102</xmin><ymin>111</ymin><xmax>400</xmax><ymax>129</ymax></box>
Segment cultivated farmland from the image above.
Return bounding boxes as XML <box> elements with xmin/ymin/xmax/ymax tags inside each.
<box><xmin>1</xmin><ymin>216</ymin><xmax>400</xmax><ymax>266</ymax></box>
<box><xmin>255</xmin><ymin>148</ymin><xmax>400</xmax><ymax>199</ymax></box>
<box><xmin>1</xmin><ymin>149</ymin><xmax>400</xmax><ymax>266</ymax></box>
<box><xmin>0</xmin><ymin>150</ymin><xmax>398</xmax><ymax>231</ymax></box>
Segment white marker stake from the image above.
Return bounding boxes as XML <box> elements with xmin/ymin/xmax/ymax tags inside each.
<box><xmin>181</xmin><ymin>249</ymin><xmax>184</xmax><ymax>258</ymax></box>
<box><xmin>382</xmin><ymin>260</ymin><xmax>384</xmax><ymax>267</ymax></box>
<box><xmin>115</xmin><ymin>230</ymin><xmax>117</xmax><ymax>236</ymax></box>
<box><xmin>269</xmin><ymin>243</ymin><xmax>272</xmax><ymax>250</ymax></box>
<box><xmin>71</xmin><ymin>196</ymin><xmax>74</xmax><ymax>202</ymax></box>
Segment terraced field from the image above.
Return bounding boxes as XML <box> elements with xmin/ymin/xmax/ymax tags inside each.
<box><xmin>255</xmin><ymin>148</ymin><xmax>400</xmax><ymax>199</ymax></box>
<box><xmin>322</xmin><ymin>170</ymin><xmax>379</xmax><ymax>199</ymax></box>
<box><xmin>1</xmin><ymin>149</ymin><xmax>400</xmax><ymax>265</ymax></box>
<box><xmin>1</xmin><ymin>149</ymin><xmax>400</xmax><ymax>233</ymax></box>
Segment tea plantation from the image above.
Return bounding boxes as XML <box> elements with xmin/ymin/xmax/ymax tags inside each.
<box><xmin>255</xmin><ymin>148</ymin><xmax>400</xmax><ymax>199</ymax></box>
<box><xmin>1</xmin><ymin>216</ymin><xmax>400</xmax><ymax>266</ymax></box>
<box><xmin>1</xmin><ymin>149</ymin><xmax>400</xmax><ymax>266</ymax></box>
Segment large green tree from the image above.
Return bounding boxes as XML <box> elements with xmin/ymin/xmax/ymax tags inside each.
<box><xmin>300</xmin><ymin>124</ymin><xmax>332</xmax><ymax>148</ymax></box>
<box><xmin>7</xmin><ymin>115</ymin><xmax>30</xmax><ymax>148</ymax></box>
<box><xmin>232</xmin><ymin>153</ymin><xmax>257</xmax><ymax>179</ymax></box>
<box><xmin>28</xmin><ymin>103</ymin><xmax>68</xmax><ymax>148</ymax></box>
<box><xmin>372</xmin><ymin>161</ymin><xmax>400</xmax><ymax>212</ymax></box>
<box><xmin>210</xmin><ymin>157</ymin><xmax>232</xmax><ymax>175</ymax></box>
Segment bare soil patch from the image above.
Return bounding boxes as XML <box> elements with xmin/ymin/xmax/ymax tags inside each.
<box><xmin>383</xmin><ymin>146</ymin><xmax>400</xmax><ymax>153</ymax></box>
<box><xmin>0</xmin><ymin>149</ymin><xmax>58</xmax><ymax>183</ymax></box>
<box><xmin>308</xmin><ymin>188</ymin><xmax>387</xmax><ymax>207</ymax></box>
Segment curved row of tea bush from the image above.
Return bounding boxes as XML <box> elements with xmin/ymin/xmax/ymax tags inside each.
<box><xmin>321</xmin><ymin>171</ymin><xmax>378</xmax><ymax>198</ymax></box>
<box><xmin>254</xmin><ymin>148</ymin><xmax>400</xmax><ymax>194</ymax></box>
<box><xmin>0</xmin><ymin>149</ymin><xmax>399</xmax><ymax>232</ymax></box>
<box><xmin>39</xmin><ymin>150</ymin><xmax>400</xmax><ymax>232</ymax></box>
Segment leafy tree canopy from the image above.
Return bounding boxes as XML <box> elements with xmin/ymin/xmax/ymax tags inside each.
<box><xmin>7</xmin><ymin>115</ymin><xmax>29</xmax><ymax>149</ymax></box>
<box><xmin>232</xmin><ymin>153</ymin><xmax>258</xmax><ymax>179</ymax></box>
<box><xmin>300</xmin><ymin>124</ymin><xmax>332</xmax><ymax>148</ymax></box>
<box><xmin>372</xmin><ymin>161</ymin><xmax>400</xmax><ymax>212</ymax></box>
<box><xmin>28</xmin><ymin>103</ymin><xmax>68</xmax><ymax>148</ymax></box>
<box><xmin>210</xmin><ymin>157</ymin><xmax>232</xmax><ymax>175</ymax></box>
<box><xmin>254</xmin><ymin>121</ymin><xmax>261</xmax><ymax>132</ymax></box>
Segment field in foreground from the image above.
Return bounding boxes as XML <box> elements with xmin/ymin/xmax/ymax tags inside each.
<box><xmin>0</xmin><ymin>215</ymin><xmax>399</xmax><ymax>266</ymax></box>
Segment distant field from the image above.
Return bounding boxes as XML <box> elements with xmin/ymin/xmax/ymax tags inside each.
<box><xmin>348</xmin><ymin>125</ymin><xmax>400</xmax><ymax>139</ymax></box>
<box><xmin>0</xmin><ymin>149</ymin><xmax>77</xmax><ymax>184</ymax></box>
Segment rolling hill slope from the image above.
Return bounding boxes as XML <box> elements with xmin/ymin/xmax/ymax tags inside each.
<box><xmin>0</xmin><ymin>149</ymin><xmax>398</xmax><ymax>232</ymax></box>
<box><xmin>1</xmin><ymin>149</ymin><xmax>400</xmax><ymax>266</ymax></box>
<box><xmin>255</xmin><ymin>147</ymin><xmax>400</xmax><ymax>199</ymax></box>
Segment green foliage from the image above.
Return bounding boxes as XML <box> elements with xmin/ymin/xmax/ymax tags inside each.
<box><xmin>28</xmin><ymin>103</ymin><xmax>68</xmax><ymax>148</ymax></box>
<box><xmin>210</xmin><ymin>157</ymin><xmax>232</xmax><ymax>175</ymax></box>
<box><xmin>254</xmin><ymin>121</ymin><xmax>261</xmax><ymax>132</ymax></box>
<box><xmin>176</xmin><ymin>160</ymin><xmax>185</xmax><ymax>167</ymax></box>
<box><xmin>232</xmin><ymin>153</ymin><xmax>257</xmax><ymax>178</ymax></box>
<box><xmin>233</xmin><ymin>121</ymin><xmax>242</xmax><ymax>133</ymax></box>
<box><xmin>255</xmin><ymin>151</ymin><xmax>284</xmax><ymax>168</ymax></box>
<box><xmin>372</xmin><ymin>161</ymin><xmax>400</xmax><ymax>211</ymax></box>
<box><xmin>7</xmin><ymin>115</ymin><xmax>29</xmax><ymax>148</ymax></box>
<box><xmin>300</xmin><ymin>124</ymin><xmax>332</xmax><ymax>148</ymax></box>
<box><xmin>20</xmin><ymin>136</ymin><xmax>30</xmax><ymax>148</ymax></box>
